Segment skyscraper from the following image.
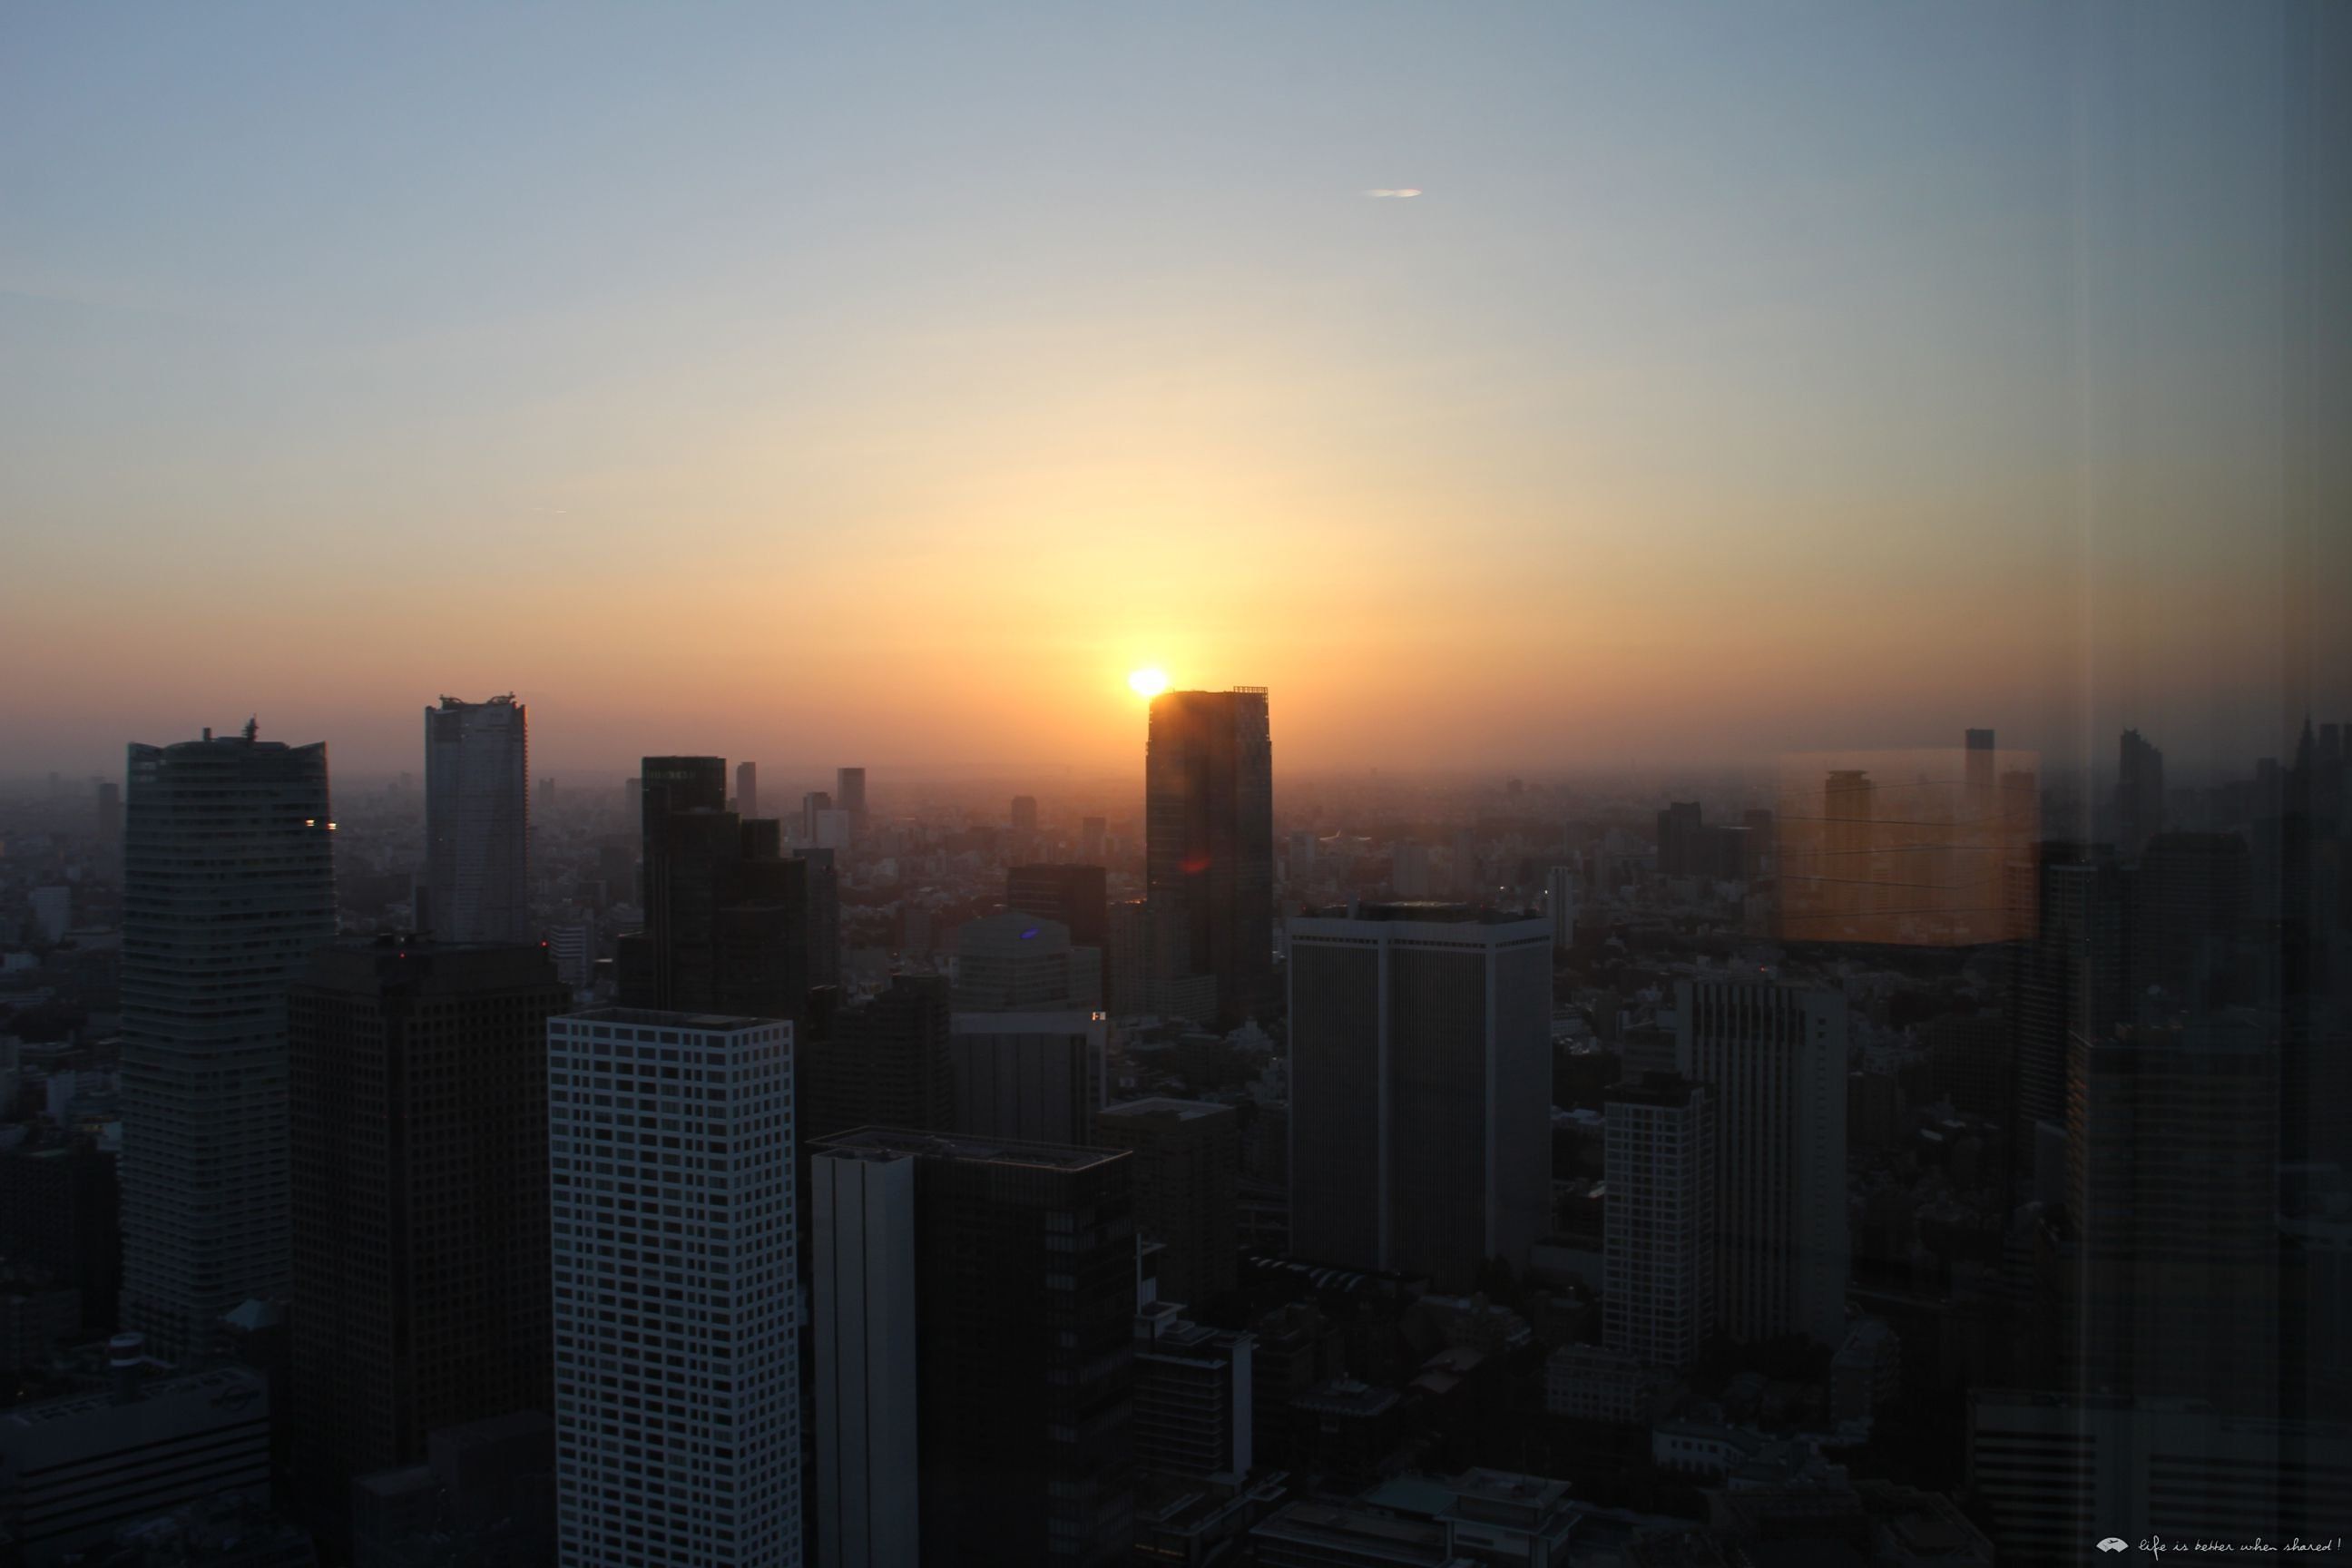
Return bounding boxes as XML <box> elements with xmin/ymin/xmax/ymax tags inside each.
<box><xmin>286</xmin><ymin>940</ymin><xmax>568</xmax><ymax>1517</ymax></box>
<box><xmin>1544</xmin><ymin>866</ymin><xmax>1581</xmax><ymax>950</ymax></box>
<box><xmin>835</xmin><ymin>767</ymin><xmax>867</xmax><ymax>832</ymax></box>
<box><xmin>1144</xmin><ymin>687</ymin><xmax>1274</xmax><ymax>1030</ymax></box>
<box><xmin>1093</xmin><ymin>1097</ymin><xmax>1240</xmax><ymax>1308</ymax></box>
<box><xmin>2115</xmin><ymin>727</ymin><xmax>2166</xmax><ymax>857</ymax></box>
<box><xmin>804</xmin><ymin>974</ymin><xmax>956</xmax><ymax>1145</ymax></box>
<box><xmin>120</xmin><ymin>722</ymin><xmax>336</xmax><ymax>1358</ymax></box>
<box><xmin>1673</xmin><ymin>978</ymin><xmax>1848</xmax><ymax>1345</ymax></box>
<box><xmin>808</xmin><ymin>1127</ymin><xmax>1135</xmax><ymax>1567</ymax></box>
<box><xmin>1288</xmin><ymin>904</ymin><xmax>1552</xmax><ymax>1289</ymax></box>
<box><xmin>548</xmin><ymin>1008</ymin><xmax>800</xmax><ymax>1568</ymax></box>
<box><xmin>628</xmin><ymin>756</ymin><xmax>828</xmax><ymax>1024</ymax></box>
<box><xmin>424</xmin><ymin>695</ymin><xmax>531</xmax><ymax>944</ymax></box>
<box><xmin>809</xmin><ymin>1146</ymin><xmax>918</xmax><ymax>1568</ymax></box>
<box><xmin>947</xmin><ymin>1009</ymin><xmax>1106</xmax><ymax>1146</ymax></box>
<box><xmin>1010</xmin><ymin>794</ymin><xmax>1039</xmax><ymax>832</ymax></box>
<box><xmin>736</xmin><ymin>760</ymin><xmax>759</xmax><ymax>823</ymax></box>
<box><xmin>1603</xmin><ymin>1073</ymin><xmax>1715</xmax><ymax>1370</ymax></box>
<box><xmin>954</xmin><ymin>911</ymin><xmax>1079</xmax><ymax>1011</ymax></box>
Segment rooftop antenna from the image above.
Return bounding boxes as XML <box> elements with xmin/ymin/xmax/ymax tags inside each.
<box><xmin>243</xmin><ymin>716</ymin><xmax>259</xmax><ymax>742</ymax></box>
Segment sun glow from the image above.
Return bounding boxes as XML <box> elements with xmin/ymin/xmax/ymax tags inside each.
<box><xmin>1128</xmin><ymin>667</ymin><xmax>1169</xmax><ymax>699</ymax></box>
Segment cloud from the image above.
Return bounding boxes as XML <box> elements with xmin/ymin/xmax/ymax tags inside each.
<box><xmin>1364</xmin><ymin>188</ymin><xmax>1423</xmax><ymax>198</ymax></box>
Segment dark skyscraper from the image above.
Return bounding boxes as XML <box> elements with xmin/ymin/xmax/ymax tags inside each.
<box><xmin>1656</xmin><ymin>800</ymin><xmax>1703</xmax><ymax>877</ymax></box>
<box><xmin>736</xmin><ymin>758</ymin><xmax>758</xmax><ymax>821</ymax></box>
<box><xmin>119</xmin><ymin>723</ymin><xmax>338</xmax><ymax>1358</ymax></box>
<box><xmin>836</xmin><ymin>766</ymin><xmax>868</xmax><ymax>831</ymax></box>
<box><xmin>809</xmin><ymin>1127</ymin><xmax>1135</xmax><ymax>1568</ymax></box>
<box><xmin>1093</xmin><ymin>1097</ymin><xmax>1239</xmax><ymax>1308</ymax></box>
<box><xmin>1144</xmin><ymin>687</ymin><xmax>1273</xmax><ymax>1030</ymax></box>
<box><xmin>805</xmin><ymin>973</ymin><xmax>956</xmax><ymax>1145</ymax></box>
<box><xmin>2115</xmin><ymin>727</ymin><xmax>2166</xmax><ymax>857</ymax></box>
<box><xmin>1287</xmin><ymin>904</ymin><xmax>1552</xmax><ymax>1290</ymax></box>
<box><xmin>285</xmin><ymin>940</ymin><xmax>568</xmax><ymax>1518</ymax></box>
<box><xmin>627</xmin><ymin>754</ymin><xmax>830</xmax><ymax>1023</ymax></box>
<box><xmin>424</xmin><ymin>694</ymin><xmax>530</xmax><ymax>945</ymax></box>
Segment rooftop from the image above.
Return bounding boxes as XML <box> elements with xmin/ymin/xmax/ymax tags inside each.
<box><xmin>811</xmin><ymin>1124</ymin><xmax>1125</xmax><ymax>1171</ymax></box>
<box><xmin>555</xmin><ymin>1006</ymin><xmax>784</xmax><ymax>1034</ymax></box>
<box><xmin>1098</xmin><ymin>1096</ymin><xmax>1234</xmax><ymax>1122</ymax></box>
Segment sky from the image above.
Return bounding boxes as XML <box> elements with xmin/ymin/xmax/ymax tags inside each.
<box><xmin>3</xmin><ymin>2</ymin><xmax>2346</xmax><ymax>783</ymax></box>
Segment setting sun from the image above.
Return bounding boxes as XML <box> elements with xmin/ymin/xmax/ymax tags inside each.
<box><xmin>1128</xmin><ymin>667</ymin><xmax>1169</xmax><ymax>699</ymax></box>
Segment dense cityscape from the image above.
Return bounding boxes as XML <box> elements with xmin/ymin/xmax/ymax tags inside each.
<box><xmin>0</xmin><ymin>691</ymin><xmax>2345</xmax><ymax>1565</ymax></box>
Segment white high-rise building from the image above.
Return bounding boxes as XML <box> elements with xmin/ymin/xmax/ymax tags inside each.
<box><xmin>548</xmin><ymin>1008</ymin><xmax>799</xmax><ymax>1568</ymax></box>
<box><xmin>1673</xmin><ymin>978</ymin><xmax>1848</xmax><ymax>1345</ymax></box>
<box><xmin>425</xmin><ymin>695</ymin><xmax>530</xmax><ymax>944</ymax></box>
<box><xmin>1603</xmin><ymin>1074</ymin><xmax>1715</xmax><ymax>1369</ymax></box>
<box><xmin>809</xmin><ymin>1146</ymin><xmax>919</xmax><ymax>1568</ymax></box>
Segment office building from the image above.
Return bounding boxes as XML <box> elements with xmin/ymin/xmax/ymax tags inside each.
<box><xmin>2007</xmin><ymin>849</ymin><xmax>2127</xmax><ymax>1196</ymax></box>
<box><xmin>1093</xmin><ymin>1098</ymin><xmax>1239</xmax><ymax>1308</ymax></box>
<box><xmin>802</xmin><ymin>790</ymin><xmax>833</xmax><ymax>843</ymax></box>
<box><xmin>1106</xmin><ymin>899</ymin><xmax>1152</xmax><ymax>1018</ymax></box>
<box><xmin>1288</xmin><ymin>905</ymin><xmax>1552</xmax><ymax>1290</ymax></box>
<box><xmin>808</xmin><ymin>1127</ymin><xmax>1135</xmax><ymax>1568</ymax></box>
<box><xmin>1673</xmin><ymin>979</ymin><xmax>1848</xmax><ymax>1345</ymax></box>
<box><xmin>1132</xmin><ymin>1303</ymin><xmax>1253</xmax><ymax>1482</ymax></box>
<box><xmin>547</xmin><ymin>924</ymin><xmax>593</xmax><ymax>990</ymax></box>
<box><xmin>2114</xmin><ymin>728</ymin><xmax>2166</xmax><ymax>857</ymax></box>
<box><xmin>948</xmin><ymin>1010</ymin><xmax>1106</xmax><ymax>1145</ymax></box>
<box><xmin>0</xmin><ymin>1134</ymin><xmax>120</xmax><ymax>1337</ymax></box>
<box><xmin>2068</xmin><ymin>1017</ymin><xmax>2280</xmax><ymax>1414</ymax></box>
<box><xmin>1007</xmin><ymin>862</ymin><xmax>1108</xmax><ymax>949</ymax></box>
<box><xmin>628</xmin><ymin>756</ymin><xmax>831</xmax><ymax>1024</ymax></box>
<box><xmin>835</xmin><ymin>767</ymin><xmax>867</xmax><ymax>832</ymax></box>
<box><xmin>804</xmin><ymin>974</ymin><xmax>956</xmax><ymax>1145</ymax></box>
<box><xmin>1011</xmin><ymin>794</ymin><xmax>1039</xmax><ymax>833</ymax></box>
<box><xmin>1145</xmin><ymin>688</ymin><xmax>1274</xmax><ymax>1030</ymax></box>
<box><xmin>547</xmin><ymin>1009</ymin><xmax>799</xmax><ymax>1568</ymax></box>
<box><xmin>736</xmin><ymin>760</ymin><xmax>759</xmax><ymax>824</ymax></box>
<box><xmin>808</xmin><ymin>1147</ymin><xmax>917</xmax><ymax>1568</ymax></box>
<box><xmin>424</xmin><ymin>695</ymin><xmax>531</xmax><ymax>945</ymax></box>
<box><xmin>0</xmin><ymin>1356</ymin><xmax>273</xmax><ymax>1566</ymax></box>
<box><xmin>1603</xmin><ymin>1073</ymin><xmax>1715</xmax><ymax>1370</ymax></box>
<box><xmin>954</xmin><ymin>910</ymin><xmax>1078</xmax><ymax>1011</ymax></box>
<box><xmin>1655</xmin><ymin>801</ymin><xmax>1703</xmax><ymax>877</ymax></box>
<box><xmin>286</xmin><ymin>941</ymin><xmax>568</xmax><ymax>1512</ymax></box>
<box><xmin>120</xmin><ymin>722</ymin><xmax>337</xmax><ymax>1358</ymax></box>
<box><xmin>1544</xmin><ymin>867</ymin><xmax>1579</xmax><ymax>950</ymax></box>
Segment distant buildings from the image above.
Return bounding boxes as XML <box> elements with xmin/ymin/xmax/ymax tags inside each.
<box><xmin>548</xmin><ymin>1009</ymin><xmax>800</xmax><ymax>1568</ymax></box>
<box><xmin>1145</xmin><ymin>688</ymin><xmax>1274</xmax><ymax>1029</ymax></box>
<box><xmin>2114</xmin><ymin>727</ymin><xmax>2166</xmax><ymax>857</ymax></box>
<box><xmin>735</xmin><ymin>759</ymin><xmax>758</xmax><ymax>822</ymax></box>
<box><xmin>1603</xmin><ymin>1073</ymin><xmax>1715</xmax><ymax>1370</ymax></box>
<box><xmin>1008</xmin><ymin>862</ymin><xmax>1110</xmax><ymax>1003</ymax></box>
<box><xmin>1674</xmin><ymin>978</ymin><xmax>1848</xmax><ymax>1346</ymax></box>
<box><xmin>808</xmin><ymin>1127</ymin><xmax>1135</xmax><ymax>1568</ymax></box>
<box><xmin>286</xmin><ymin>940</ymin><xmax>569</xmax><ymax>1513</ymax></box>
<box><xmin>1093</xmin><ymin>1097</ymin><xmax>1239</xmax><ymax>1308</ymax></box>
<box><xmin>423</xmin><ymin>695</ymin><xmax>531</xmax><ymax>944</ymax></box>
<box><xmin>120</xmin><ymin>723</ymin><xmax>336</xmax><ymax>1358</ymax></box>
<box><xmin>1544</xmin><ymin>866</ymin><xmax>1579</xmax><ymax>950</ymax></box>
<box><xmin>834</xmin><ymin>767</ymin><xmax>867</xmax><ymax>833</ymax></box>
<box><xmin>1010</xmin><ymin>794</ymin><xmax>1039</xmax><ymax>832</ymax></box>
<box><xmin>1288</xmin><ymin>904</ymin><xmax>1551</xmax><ymax>1290</ymax></box>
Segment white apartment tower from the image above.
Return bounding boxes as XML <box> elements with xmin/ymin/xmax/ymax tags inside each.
<box><xmin>1673</xmin><ymin>978</ymin><xmax>1848</xmax><ymax>1345</ymax></box>
<box><xmin>1603</xmin><ymin>1074</ymin><xmax>1716</xmax><ymax>1369</ymax></box>
<box><xmin>548</xmin><ymin>1008</ymin><xmax>800</xmax><ymax>1567</ymax></box>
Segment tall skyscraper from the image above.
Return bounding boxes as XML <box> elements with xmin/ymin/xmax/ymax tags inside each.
<box><xmin>1603</xmin><ymin>1073</ymin><xmax>1715</xmax><ymax>1370</ymax></box>
<box><xmin>628</xmin><ymin>756</ymin><xmax>828</xmax><ymax>1024</ymax></box>
<box><xmin>286</xmin><ymin>940</ymin><xmax>568</xmax><ymax>1517</ymax></box>
<box><xmin>1287</xmin><ymin>904</ymin><xmax>1552</xmax><ymax>1289</ymax></box>
<box><xmin>1144</xmin><ymin>687</ymin><xmax>1274</xmax><ymax>1030</ymax></box>
<box><xmin>736</xmin><ymin>760</ymin><xmax>759</xmax><ymax>823</ymax></box>
<box><xmin>120</xmin><ymin>722</ymin><xmax>336</xmax><ymax>1358</ymax></box>
<box><xmin>835</xmin><ymin>767</ymin><xmax>867</xmax><ymax>832</ymax></box>
<box><xmin>2115</xmin><ymin>727</ymin><xmax>2166</xmax><ymax>857</ymax></box>
<box><xmin>548</xmin><ymin>1008</ymin><xmax>800</xmax><ymax>1568</ymax></box>
<box><xmin>424</xmin><ymin>695</ymin><xmax>531</xmax><ymax>944</ymax></box>
<box><xmin>808</xmin><ymin>1127</ymin><xmax>1135</xmax><ymax>1567</ymax></box>
<box><xmin>1673</xmin><ymin>978</ymin><xmax>1849</xmax><ymax>1345</ymax></box>
<box><xmin>1093</xmin><ymin>1097</ymin><xmax>1240</xmax><ymax>1308</ymax></box>
<box><xmin>804</xmin><ymin>974</ymin><xmax>956</xmax><ymax>1145</ymax></box>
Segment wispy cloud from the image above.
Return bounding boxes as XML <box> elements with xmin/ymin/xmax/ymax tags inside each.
<box><xmin>1364</xmin><ymin>188</ymin><xmax>1422</xmax><ymax>199</ymax></box>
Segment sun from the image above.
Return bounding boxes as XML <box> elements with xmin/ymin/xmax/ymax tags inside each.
<box><xmin>1128</xmin><ymin>667</ymin><xmax>1169</xmax><ymax>699</ymax></box>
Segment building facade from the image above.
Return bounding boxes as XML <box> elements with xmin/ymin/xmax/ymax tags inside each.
<box><xmin>548</xmin><ymin>1009</ymin><xmax>800</xmax><ymax>1568</ymax></box>
<box><xmin>1093</xmin><ymin>1098</ymin><xmax>1239</xmax><ymax>1308</ymax></box>
<box><xmin>120</xmin><ymin>724</ymin><xmax>337</xmax><ymax>1357</ymax></box>
<box><xmin>1602</xmin><ymin>1073</ymin><xmax>1715</xmax><ymax>1370</ymax></box>
<box><xmin>1144</xmin><ymin>689</ymin><xmax>1274</xmax><ymax>1030</ymax></box>
<box><xmin>1288</xmin><ymin>905</ymin><xmax>1552</xmax><ymax>1290</ymax></box>
<box><xmin>424</xmin><ymin>695</ymin><xmax>531</xmax><ymax>945</ymax></box>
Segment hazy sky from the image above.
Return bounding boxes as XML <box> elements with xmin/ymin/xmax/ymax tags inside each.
<box><xmin>4</xmin><ymin>2</ymin><xmax>2345</xmax><ymax>782</ymax></box>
